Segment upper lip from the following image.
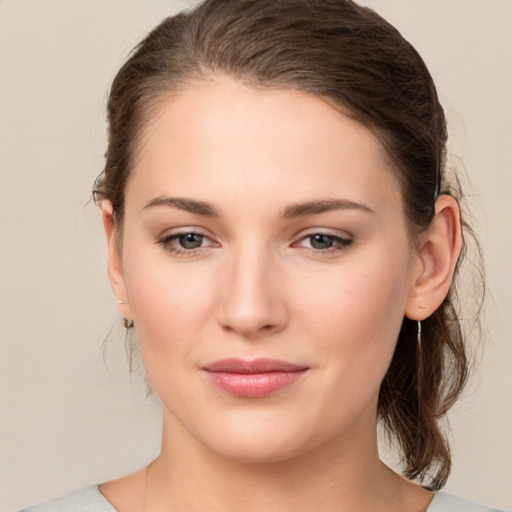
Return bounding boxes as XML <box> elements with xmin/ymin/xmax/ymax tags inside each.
<box><xmin>202</xmin><ymin>358</ymin><xmax>308</xmax><ymax>374</ymax></box>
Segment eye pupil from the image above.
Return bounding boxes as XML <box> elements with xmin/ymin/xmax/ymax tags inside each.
<box><xmin>310</xmin><ymin>234</ymin><xmax>334</xmax><ymax>249</ymax></box>
<box><xmin>179</xmin><ymin>233</ymin><xmax>203</xmax><ymax>249</ymax></box>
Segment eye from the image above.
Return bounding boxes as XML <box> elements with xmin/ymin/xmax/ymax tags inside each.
<box><xmin>309</xmin><ymin>234</ymin><xmax>337</xmax><ymax>250</ymax></box>
<box><xmin>294</xmin><ymin>233</ymin><xmax>352</xmax><ymax>252</ymax></box>
<box><xmin>177</xmin><ymin>233</ymin><xmax>205</xmax><ymax>249</ymax></box>
<box><xmin>157</xmin><ymin>230</ymin><xmax>218</xmax><ymax>256</ymax></box>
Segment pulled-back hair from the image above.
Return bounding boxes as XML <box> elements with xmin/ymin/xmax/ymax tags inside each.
<box><xmin>94</xmin><ymin>0</ymin><xmax>477</xmax><ymax>490</ymax></box>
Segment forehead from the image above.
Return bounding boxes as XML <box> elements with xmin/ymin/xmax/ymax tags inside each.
<box><xmin>127</xmin><ymin>77</ymin><xmax>401</xmax><ymax>213</ymax></box>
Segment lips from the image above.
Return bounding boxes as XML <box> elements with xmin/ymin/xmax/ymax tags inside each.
<box><xmin>202</xmin><ymin>358</ymin><xmax>308</xmax><ymax>398</ymax></box>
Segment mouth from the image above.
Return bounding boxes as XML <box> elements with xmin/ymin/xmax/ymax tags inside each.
<box><xmin>201</xmin><ymin>358</ymin><xmax>309</xmax><ymax>398</ymax></box>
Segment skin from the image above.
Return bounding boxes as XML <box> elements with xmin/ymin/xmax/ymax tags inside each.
<box><xmin>101</xmin><ymin>77</ymin><xmax>461</xmax><ymax>512</ymax></box>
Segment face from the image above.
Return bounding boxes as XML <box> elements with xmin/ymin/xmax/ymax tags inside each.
<box><xmin>107</xmin><ymin>77</ymin><xmax>422</xmax><ymax>463</ymax></box>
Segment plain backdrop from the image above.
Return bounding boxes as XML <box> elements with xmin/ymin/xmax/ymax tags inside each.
<box><xmin>1</xmin><ymin>1</ymin><xmax>511</xmax><ymax>511</ymax></box>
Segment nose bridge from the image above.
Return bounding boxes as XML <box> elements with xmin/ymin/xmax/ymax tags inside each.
<box><xmin>216</xmin><ymin>239</ymin><xmax>287</xmax><ymax>337</ymax></box>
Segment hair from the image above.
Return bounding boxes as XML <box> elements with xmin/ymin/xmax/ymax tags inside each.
<box><xmin>93</xmin><ymin>0</ymin><xmax>480</xmax><ymax>490</ymax></box>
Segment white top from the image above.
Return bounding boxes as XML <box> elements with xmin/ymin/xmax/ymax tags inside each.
<box><xmin>19</xmin><ymin>485</ymin><xmax>505</xmax><ymax>512</ymax></box>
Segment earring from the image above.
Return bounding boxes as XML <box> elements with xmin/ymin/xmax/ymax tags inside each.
<box><xmin>125</xmin><ymin>318</ymin><xmax>134</xmax><ymax>328</ymax></box>
<box><xmin>417</xmin><ymin>320</ymin><xmax>422</xmax><ymax>347</ymax></box>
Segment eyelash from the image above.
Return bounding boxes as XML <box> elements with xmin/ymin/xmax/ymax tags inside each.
<box><xmin>293</xmin><ymin>233</ymin><xmax>353</xmax><ymax>253</ymax></box>
<box><xmin>157</xmin><ymin>231</ymin><xmax>353</xmax><ymax>257</ymax></box>
<box><xmin>157</xmin><ymin>231</ymin><xmax>216</xmax><ymax>257</ymax></box>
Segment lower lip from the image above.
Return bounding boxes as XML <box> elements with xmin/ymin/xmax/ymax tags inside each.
<box><xmin>203</xmin><ymin>370</ymin><xmax>307</xmax><ymax>398</ymax></box>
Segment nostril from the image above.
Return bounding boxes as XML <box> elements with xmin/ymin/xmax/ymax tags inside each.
<box><xmin>220</xmin><ymin>322</ymin><xmax>277</xmax><ymax>334</ymax></box>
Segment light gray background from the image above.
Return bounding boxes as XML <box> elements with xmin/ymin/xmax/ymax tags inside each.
<box><xmin>1</xmin><ymin>1</ymin><xmax>511</xmax><ymax>511</ymax></box>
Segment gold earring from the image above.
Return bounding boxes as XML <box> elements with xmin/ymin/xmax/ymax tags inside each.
<box><xmin>417</xmin><ymin>320</ymin><xmax>422</xmax><ymax>346</ymax></box>
<box><xmin>125</xmin><ymin>318</ymin><xmax>134</xmax><ymax>328</ymax></box>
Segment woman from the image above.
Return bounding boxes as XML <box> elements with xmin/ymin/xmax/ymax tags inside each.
<box><xmin>21</xmin><ymin>0</ymin><xmax>503</xmax><ymax>511</ymax></box>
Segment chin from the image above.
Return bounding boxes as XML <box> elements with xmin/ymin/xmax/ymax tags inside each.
<box><xmin>197</xmin><ymin>418</ymin><xmax>317</xmax><ymax>464</ymax></box>
<box><xmin>213</xmin><ymin>439</ymin><xmax>308</xmax><ymax>464</ymax></box>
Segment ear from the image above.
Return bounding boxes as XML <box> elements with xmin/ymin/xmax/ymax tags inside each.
<box><xmin>102</xmin><ymin>201</ymin><xmax>132</xmax><ymax>321</ymax></box>
<box><xmin>405</xmin><ymin>194</ymin><xmax>462</xmax><ymax>321</ymax></box>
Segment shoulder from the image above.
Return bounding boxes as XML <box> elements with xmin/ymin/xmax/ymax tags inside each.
<box><xmin>428</xmin><ymin>492</ymin><xmax>506</xmax><ymax>512</ymax></box>
<box><xmin>19</xmin><ymin>485</ymin><xmax>116</xmax><ymax>512</ymax></box>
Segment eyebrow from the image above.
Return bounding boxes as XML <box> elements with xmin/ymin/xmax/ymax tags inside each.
<box><xmin>281</xmin><ymin>199</ymin><xmax>375</xmax><ymax>218</ymax></box>
<box><xmin>142</xmin><ymin>196</ymin><xmax>374</xmax><ymax>219</ymax></box>
<box><xmin>143</xmin><ymin>196</ymin><xmax>220</xmax><ymax>217</ymax></box>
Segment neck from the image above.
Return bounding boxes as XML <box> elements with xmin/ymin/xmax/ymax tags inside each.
<box><xmin>143</xmin><ymin>409</ymin><xmax>408</xmax><ymax>512</ymax></box>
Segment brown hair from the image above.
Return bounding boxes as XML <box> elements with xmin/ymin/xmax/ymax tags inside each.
<box><xmin>94</xmin><ymin>0</ymin><xmax>478</xmax><ymax>490</ymax></box>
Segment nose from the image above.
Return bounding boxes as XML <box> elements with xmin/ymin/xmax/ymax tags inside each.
<box><xmin>215</xmin><ymin>246</ymin><xmax>289</xmax><ymax>339</ymax></box>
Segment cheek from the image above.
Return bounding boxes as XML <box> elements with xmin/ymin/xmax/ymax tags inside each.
<box><xmin>121</xmin><ymin>244</ymin><xmax>216</xmax><ymax>369</ymax></box>
<box><xmin>298</xmin><ymin>258</ymin><xmax>408</xmax><ymax>330</ymax></box>
<box><xmin>293</xmin><ymin>252</ymin><xmax>412</xmax><ymax>376</ymax></box>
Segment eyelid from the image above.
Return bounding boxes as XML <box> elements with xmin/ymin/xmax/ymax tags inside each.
<box><xmin>156</xmin><ymin>227</ymin><xmax>221</xmax><ymax>255</ymax></box>
<box><xmin>291</xmin><ymin>227</ymin><xmax>353</xmax><ymax>242</ymax></box>
<box><xmin>291</xmin><ymin>228</ymin><xmax>354</xmax><ymax>252</ymax></box>
<box><xmin>156</xmin><ymin>224</ymin><xmax>213</xmax><ymax>238</ymax></box>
